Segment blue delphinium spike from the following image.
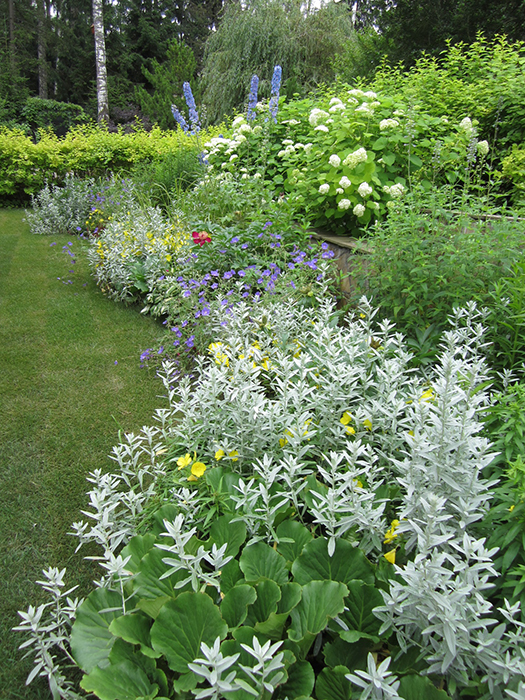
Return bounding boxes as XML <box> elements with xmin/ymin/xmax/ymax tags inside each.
<box><xmin>171</xmin><ymin>104</ymin><xmax>189</xmax><ymax>132</ymax></box>
<box><xmin>269</xmin><ymin>65</ymin><xmax>282</xmax><ymax>123</ymax></box>
<box><xmin>183</xmin><ymin>81</ymin><xmax>201</xmax><ymax>134</ymax></box>
<box><xmin>247</xmin><ymin>75</ymin><xmax>259</xmax><ymax>121</ymax></box>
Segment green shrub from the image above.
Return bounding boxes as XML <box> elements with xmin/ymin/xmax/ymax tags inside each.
<box><xmin>349</xmin><ymin>187</ymin><xmax>525</xmax><ymax>363</ymax></box>
<box><xmin>501</xmin><ymin>146</ymin><xmax>525</xmax><ymax>206</ymax></box>
<box><xmin>131</xmin><ymin>150</ymin><xmax>206</xmax><ymax>210</ymax></box>
<box><xmin>20</xmin><ymin>97</ymin><xmax>89</xmax><ymax>137</ymax></box>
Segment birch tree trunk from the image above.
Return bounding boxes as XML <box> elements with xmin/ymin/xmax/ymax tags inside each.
<box><xmin>37</xmin><ymin>0</ymin><xmax>48</xmax><ymax>99</ymax></box>
<box><xmin>92</xmin><ymin>0</ymin><xmax>109</xmax><ymax>123</ymax></box>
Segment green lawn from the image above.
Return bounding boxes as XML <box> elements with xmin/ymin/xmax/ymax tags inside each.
<box><xmin>0</xmin><ymin>211</ymin><xmax>164</xmax><ymax>698</ymax></box>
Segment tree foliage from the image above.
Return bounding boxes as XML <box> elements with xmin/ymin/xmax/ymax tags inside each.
<box><xmin>201</xmin><ymin>0</ymin><xmax>355</xmax><ymax>124</ymax></box>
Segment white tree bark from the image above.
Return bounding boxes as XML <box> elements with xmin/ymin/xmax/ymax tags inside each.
<box><xmin>92</xmin><ymin>0</ymin><xmax>109</xmax><ymax>123</ymax></box>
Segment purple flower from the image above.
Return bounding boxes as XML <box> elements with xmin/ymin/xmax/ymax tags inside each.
<box><xmin>263</xmin><ymin>221</ymin><xmax>272</xmax><ymax>229</ymax></box>
<box><xmin>247</xmin><ymin>74</ymin><xmax>259</xmax><ymax>121</ymax></box>
<box><xmin>211</xmin><ymin>283</ymin><xmax>218</xmax><ymax>290</ymax></box>
<box><xmin>238</xmin><ymin>270</ymin><xmax>246</xmax><ymax>277</ymax></box>
<box><xmin>50</xmin><ymin>242</ymin><xmax>57</xmax><ymax>246</ymax></box>
<box><xmin>173</xmin><ymin>340</ymin><xmax>180</xmax><ymax>347</ymax></box>
<box><xmin>183</xmin><ymin>290</ymin><xmax>192</xmax><ymax>298</ymax></box>
<box><xmin>269</xmin><ymin>65</ymin><xmax>282</xmax><ymax>122</ymax></box>
<box><xmin>201</xmin><ymin>307</ymin><xmax>210</xmax><ymax>316</ymax></box>
<box><xmin>158</xmin><ymin>346</ymin><xmax>164</xmax><ymax>354</ymax></box>
<box><xmin>211</xmin><ymin>270</ymin><xmax>219</xmax><ymax>277</ymax></box>
<box><xmin>183</xmin><ymin>82</ymin><xmax>200</xmax><ymax>133</ymax></box>
<box><xmin>171</xmin><ymin>104</ymin><xmax>189</xmax><ymax>132</ymax></box>
<box><xmin>223</xmin><ymin>271</ymin><xmax>234</xmax><ymax>280</ymax></box>
<box><xmin>241</xmin><ymin>243</ymin><xmax>249</xmax><ymax>250</ymax></box>
<box><xmin>288</xmin><ymin>262</ymin><xmax>295</xmax><ymax>270</ymax></box>
<box><xmin>231</xmin><ymin>236</ymin><xmax>240</xmax><ymax>244</ymax></box>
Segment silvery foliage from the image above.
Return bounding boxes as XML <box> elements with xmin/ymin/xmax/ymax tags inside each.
<box><xmin>86</xmin><ymin>205</ymin><xmax>189</xmax><ymax>301</ymax></box>
<box><xmin>156</xmin><ymin>514</ymin><xmax>233</xmax><ymax>593</ymax></box>
<box><xmin>12</xmin><ymin>567</ymin><xmax>82</xmax><ymax>700</ymax></box>
<box><xmin>26</xmin><ymin>175</ymin><xmax>95</xmax><ymax>236</ymax></box>
<box><xmin>374</xmin><ymin>303</ymin><xmax>525</xmax><ymax>698</ymax></box>
<box><xmin>345</xmin><ymin>653</ymin><xmax>402</xmax><ymax>700</ymax></box>
<box><xmin>188</xmin><ymin>636</ymin><xmax>285</xmax><ymax>699</ymax></box>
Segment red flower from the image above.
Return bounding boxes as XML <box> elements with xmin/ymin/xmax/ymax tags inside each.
<box><xmin>192</xmin><ymin>230</ymin><xmax>211</xmax><ymax>246</ymax></box>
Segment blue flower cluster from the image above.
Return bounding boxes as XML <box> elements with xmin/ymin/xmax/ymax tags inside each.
<box><xmin>247</xmin><ymin>75</ymin><xmax>259</xmax><ymax>121</ymax></box>
<box><xmin>171</xmin><ymin>105</ymin><xmax>189</xmax><ymax>133</ymax></box>
<box><xmin>183</xmin><ymin>82</ymin><xmax>201</xmax><ymax>134</ymax></box>
<box><xmin>269</xmin><ymin>65</ymin><xmax>282</xmax><ymax>123</ymax></box>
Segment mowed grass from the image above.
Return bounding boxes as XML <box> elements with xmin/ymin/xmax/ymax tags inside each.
<box><xmin>0</xmin><ymin>210</ymin><xmax>164</xmax><ymax>698</ymax></box>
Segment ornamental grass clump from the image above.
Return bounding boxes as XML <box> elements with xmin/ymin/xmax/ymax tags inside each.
<box><xmin>16</xmin><ymin>295</ymin><xmax>525</xmax><ymax>699</ymax></box>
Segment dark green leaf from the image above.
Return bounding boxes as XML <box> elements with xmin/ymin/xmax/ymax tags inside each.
<box><xmin>70</xmin><ymin>588</ymin><xmax>123</xmax><ymax>673</ymax></box>
<box><xmin>240</xmin><ymin>541</ymin><xmax>289</xmax><ymax>584</ymax></box>
<box><xmin>315</xmin><ymin>666</ymin><xmax>353</xmax><ymax>700</ymax></box>
<box><xmin>80</xmin><ymin>660</ymin><xmax>158</xmax><ymax>700</ymax></box>
<box><xmin>292</xmin><ymin>538</ymin><xmax>374</xmax><ymax>586</ymax></box>
<box><xmin>276</xmin><ymin>520</ymin><xmax>313</xmax><ymax>563</ymax></box>
<box><xmin>288</xmin><ymin>580</ymin><xmax>347</xmax><ymax>642</ymax></box>
<box><xmin>221</xmin><ymin>584</ymin><xmax>257</xmax><ymax>629</ymax></box>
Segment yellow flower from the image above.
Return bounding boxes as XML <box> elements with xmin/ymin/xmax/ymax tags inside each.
<box><xmin>346</xmin><ymin>426</ymin><xmax>356</xmax><ymax>435</ymax></box>
<box><xmin>191</xmin><ymin>461</ymin><xmax>207</xmax><ymax>478</ymax></box>
<box><xmin>509</xmin><ymin>504</ymin><xmax>516</xmax><ymax>512</ymax></box>
<box><xmin>260</xmin><ymin>358</ymin><xmax>270</xmax><ymax>371</ymax></box>
<box><xmin>420</xmin><ymin>387</ymin><xmax>435</xmax><ymax>403</ymax></box>
<box><xmin>363</xmin><ymin>419</ymin><xmax>372</xmax><ymax>431</ymax></box>
<box><xmin>279</xmin><ymin>437</ymin><xmax>288</xmax><ymax>448</ymax></box>
<box><xmin>408</xmin><ymin>429</ymin><xmax>414</xmax><ymax>437</ymax></box>
<box><xmin>215</xmin><ymin>449</ymin><xmax>225</xmax><ymax>461</ymax></box>
<box><xmin>384</xmin><ymin>549</ymin><xmax>396</xmax><ymax>565</ymax></box>
<box><xmin>229</xmin><ymin>450</ymin><xmax>239</xmax><ymax>462</ymax></box>
<box><xmin>384</xmin><ymin>519</ymin><xmax>400</xmax><ymax>544</ymax></box>
<box><xmin>177</xmin><ymin>453</ymin><xmax>192</xmax><ymax>470</ymax></box>
<box><xmin>340</xmin><ymin>411</ymin><xmax>352</xmax><ymax>426</ymax></box>
<box><xmin>354</xmin><ymin>479</ymin><xmax>363</xmax><ymax>489</ymax></box>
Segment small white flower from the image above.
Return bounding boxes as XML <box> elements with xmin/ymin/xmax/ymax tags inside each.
<box><xmin>353</xmin><ymin>203</ymin><xmax>366</xmax><ymax>217</ymax></box>
<box><xmin>232</xmin><ymin>116</ymin><xmax>246</xmax><ymax>128</ymax></box>
<box><xmin>229</xmin><ymin>154</ymin><xmax>238</xmax><ymax>162</ymax></box>
<box><xmin>477</xmin><ymin>140</ymin><xmax>489</xmax><ymax>156</ymax></box>
<box><xmin>238</xmin><ymin>123</ymin><xmax>252</xmax><ymax>134</ymax></box>
<box><xmin>336</xmin><ymin>188</ymin><xmax>344</xmax><ymax>195</ymax></box>
<box><xmin>364</xmin><ymin>90</ymin><xmax>377</xmax><ymax>99</ymax></box>
<box><xmin>309</xmin><ymin>108</ymin><xmax>329</xmax><ymax>127</ymax></box>
<box><xmin>318</xmin><ymin>183</ymin><xmax>330</xmax><ymax>195</ymax></box>
<box><xmin>348</xmin><ymin>88</ymin><xmax>365</xmax><ymax>98</ymax></box>
<box><xmin>329</xmin><ymin>103</ymin><xmax>345</xmax><ymax>113</ymax></box>
<box><xmin>329</xmin><ymin>97</ymin><xmax>343</xmax><ymax>106</ymax></box>
<box><xmin>459</xmin><ymin>116</ymin><xmax>473</xmax><ymax>134</ymax></box>
<box><xmin>304</xmin><ymin>143</ymin><xmax>313</xmax><ymax>153</ymax></box>
<box><xmin>314</xmin><ymin>125</ymin><xmax>329</xmax><ymax>133</ymax></box>
<box><xmin>339</xmin><ymin>176</ymin><xmax>351</xmax><ymax>190</ymax></box>
<box><xmin>379</xmin><ymin>118</ymin><xmax>400</xmax><ymax>130</ymax></box>
<box><xmin>253</xmin><ymin>125</ymin><xmax>263</xmax><ymax>134</ymax></box>
<box><xmin>295</xmin><ymin>143</ymin><xmax>304</xmax><ymax>149</ymax></box>
<box><xmin>329</xmin><ymin>154</ymin><xmax>341</xmax><ymax>168</ymax></box>
<box><xmin>343</xmin><ymin>147</ymin><xmax>367</xmax><ymax>169</ymax></box>
<box><xmin>338</xmin><ymin>198</ymin><xmax>351</xmax><ymax>210</ymax></box>
<box><xmin>358</xmin><ymin>182</ymin><xmax>373</xmax><ymax>198</ymax></box>
<box><xmin>355</xmin><ymin>103</ymin><xmax>372</xmax><ymax>114</ymax></box>
<box><xmin>277</xmin><ymin>150</ymin><xmax>286</xmax><ymax>158</ymax></box>
<box><xmin>235</xmin><ymin>134</ymin><xmax>246</xmax><ymax>143</ymax></box>
<box><xmin>283</xmin><ymin>118</ymin><xmax>300</xmax><ymax>125</ymax></box>
<box><xmin>282</xmin><ymin>139</ymin><xmax>294</xmax><ymax>146</ymax></box>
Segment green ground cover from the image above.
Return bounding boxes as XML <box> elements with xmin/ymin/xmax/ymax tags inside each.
<box><xmin>0</xmin><ymin>210</ymin><xmax>163</xmax><ymax>698</ymax></box>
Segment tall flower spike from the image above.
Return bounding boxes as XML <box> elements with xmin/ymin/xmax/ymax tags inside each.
<box><xmin>247</xmin><ymin>75</ymin><xmax>259</xmax><ymax>121</ymax></box>
<box><xmin>183</xmin><ymin>81</ymin><xmax>201</xmax><ymax>133</ymax></box>
<box><xmin>171</xmin><ymin>104</ymin><xmax>189</xmax><ymax>133</ymax></box>
<box><xmin>269</xmin><ymin>65</ymin><xmax>282</xmax><ymax>123</ymax></box>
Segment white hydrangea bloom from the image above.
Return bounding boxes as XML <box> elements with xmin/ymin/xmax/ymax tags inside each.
<box><xmin>343</xmin><ymin>147</ymin><xmax>368</xmax><ymax>169</ymax></box>
<box><xmin>295</xmin><ymin>143</ymin><xmax>305</xmax><ymax>149</ymax></box>
<box><xmin>393</xmin><ymin>109</ymin><xmax>405</xmax><ymax>116</ymax></box>
<box><xmin>229</xmin><ymin>154</ymin><xmax>238</xmax><ymax>162</ymax></box>
<box><xmin>235</xmin><ymin>134</ymin><xmax>247</xmax><ymax>143</ymax></box>
<box><xmin>282</xmin><ymin>139</ymin><xmax>294</xmax><ymax>146</ymax></box>
<box><xmin>329</xmin><ymin>103</ymin><xmax>345</xmax><ymax>113</ymax></box>
<box><xmin>477</xmin><ymin>140</ymin><xmax>489</xmax><ymax>156</ymax></box>
<box><xmin>336</xmin><ymin>188</ymin><xmax>344</xmax><ymax>194</ymax></box>
<box><xmin>238</xmin><ymin>123</ymin><xmax>252</xmax><ymax>134</ymax></box>
<box><xmin>232</xmin><ymin>116</ymin><xmax>246</xmax><ymax>128</ymax></box>
<box><xmin>329</xmin><ymin>97</ymin><xmax>343</xmax><ymax>106</ymax></box>
<box><xmin>329</xmin><ymin>154</ymin><xmax>341</xmax><ymax>168</ymax></box>
<box><xmin>309</xmin><ymin>108</ymin><xmax>329</xmax><ymax>127</ymax></box>
<box><xmin>355</xmin><ymin>103</ymin><xmax>372</xmax><ymax>114</ymax></box>
<box><xmin>358</xmin><ymin>182</ymin><xmax>373</xmax><ymax>198</ymax></box>
<box><xmin>339</xmin><ymin>176</ymin><xmax>351</xmax><ymax>190</ymax></box>
<box><xmin>348</xmin><ymin>88</ymin><xmax>365</xmax><ymax>98</ymax></box>
<box><xmin>370</xmin><ymin>101</ymin><xmax>381</xmax><ymax>108</ymax></box>
<box><xmin>277</xmin><ymin>150</ymin><xmax>286</xmax><ymax>157</ymax></box>
<box><xmin>253</xmin><ymin>125</ymin><xmax>263</xmax><ymax>134</ymax></box>
<box><xmin>338</xmin><ymin>199</ymin><xmax>351</xmax><ymax>210</ymax></box>
<box><xmin>383</xmin><ymin>183</ymin><xmax>406</xmax><ymax>198</ymax></box>
<box><xmin>364</xmin><ymin>90</ymin><xmax>377</xmax><ymax>99</ymax></box>
<box><xmin>347</xmin><ymin>97</ymin><xmax>358</xmax><ymax>106</ymax></box>
<box><xmin>379</xmin><ymin>118</ymin><xmax>400</xmax><ymax>130</ymax></box>
<box><xmin>314</xmin><ymin>125</ymin><xmax>329</xmax><ymax>133</ymax></box>
<box><xmin>459</xmin><ymin>117</ymin><xmax>473</xmax><ymax>134</ymax></box>
<box><xmin>318</xmin><ymin>183</ymin><xmax>330</xmax><ymax>195</ymax></box>
<box><xmin>282</xmin><ymin>119</ymin><xmax>300</xmax><ymax>125</ymax></box>
<box><xmin>304</xmin><ymin>143</ymin><xmax>313</xmax><ymax>153</ymax></box>
<box><xmin>353</xmin><ymin>203</ymin><xmax>366</xmax><ymax>217</ymax></box>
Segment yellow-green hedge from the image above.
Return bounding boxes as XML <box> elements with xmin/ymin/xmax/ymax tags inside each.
<box><xmin>0</xmin><ymin>124</ymin><xmax>221</xmax><ymax>197</ymax></box>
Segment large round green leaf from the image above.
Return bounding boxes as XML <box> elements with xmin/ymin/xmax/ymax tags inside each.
<box><xmin>221</xmin><ymin>584</ymin><xmax>257</xmax><ymax>629</ymax></box>
<box><xmin>291</xmin><ymin>538</ymin><xmax>374</xmax><ymax>586</ymax></box>
<box><xmin>70</xmin><ymin>588</ymin><xmax>123</xmax><ymax>673</ymax></box>
<box><xmin>150</xmin><ymin>591</ymin><xmax>227</xmax><ymax>673</ymax></box>
<box><xmin>209</xmin><ymin>514</ymin><xmax>247</xmax><ymax>559</ymax></box>
<box><xmin>120</xmin><ymin>534</ymin><xmax>156</xmax><ymax>574</ymax></box>
<box><xmin>336</xmin><ymin>581</ymin><xmax>383</xmax><ymax>644</ymax></box>
<box><xmin>108</xmin><ymin>612</ymin><xmax>159</xmax><ymax>659</ymax></box>
<box><xmin>276</xmin><ymin>520</ymin><xmax>313</xmax><ymax>563</ymax></box>
<box><xmin>134</xmin><ymin>547</ymin><xmax>189</xmax><ymax>599</ymax></box>
<box><xmin>80</xmin><ymin>660</ymin><xmax>157</xmax><ymax>700</ymax></box>
<box><xmin>245</xmin><ymin>579</ymin><xmax>281</xmax><ymax>626</ymax></box>
<box><xmin>398</xmin><ymin>675</ymin><xmax>452</xmax><ymax>699</ymax></box>
<box><xmin>239</xmin><ymin>541</ymin><xmax>289</xmax><ymax>584</ymax></box>
<box><xmin>277</xmin><ymin>660</ymin><xmax>315</xmax><ymax>700</ymax></box>
<box><xmin>288</xmin><ymin>580</ymin><xmax>348</xmax><ymax>643</ymax></box>
<box><xmin>315</xmin><ymin>666</ymin><xmax>353</xmax><ymax>700</ymax></box>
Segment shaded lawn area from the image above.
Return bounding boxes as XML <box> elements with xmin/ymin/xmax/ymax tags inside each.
<box><xmin>0</xmin><ymin>210</ymin><xmax>164</xmax><ymax>698</ymax></box>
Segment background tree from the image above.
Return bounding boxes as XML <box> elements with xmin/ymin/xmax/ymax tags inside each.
<box><xmin>201</xmin><ymin>0</ymin><xmax>355</xmax><ymax>124</ymax></box>
<box><xmin>92</xmin><ymin>0</ymin><xmax>109</xmax><ymax>122</ymax></box>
